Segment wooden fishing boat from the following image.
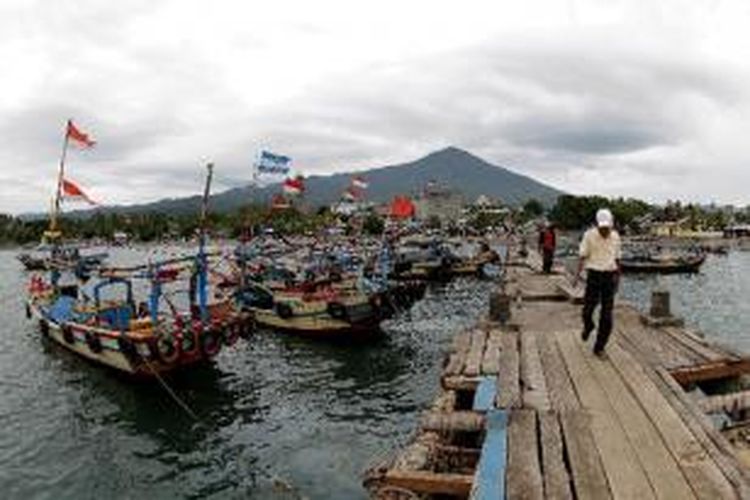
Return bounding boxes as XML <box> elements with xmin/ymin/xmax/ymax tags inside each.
<box><xmin>620</xmin><ymin>253</ymin><xmax>706</xmax><ymax>274</ymax></box>
<box><xmin>236</xmin><ymin>279</ymin><xmax>426</xmax><ymax>340</ymax></box>
<box><xmin>17</xmin><ymin>244</ymin><xmax>108</xmax><ymax>272</ymax></box>
<box><xmin>26</xmin><ymin>270</ymin><xmax>252</xmax><ymax>377</ymax></box>
<box><xmin>25</xmin><ymin>164</ymin><xmax>253</xmax><ymax>377</ymax></box>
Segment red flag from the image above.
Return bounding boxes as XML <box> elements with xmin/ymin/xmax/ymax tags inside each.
<box><xmin>282</xmin><ymin>177</ymin><xmax>305</xmax><ymax>196</ymax></box>
<box><xmin>62</xmin><ymin>178</ymin><xmax>97</xmax><ymax>205</ymax></box>
<box><xmin>66</xmin><ymin>120</ymin><xmax>95</xmax><ymax>148</ymax></box>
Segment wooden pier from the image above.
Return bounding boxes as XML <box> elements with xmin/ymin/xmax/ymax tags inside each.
<box><xmin>365</xmin><ymin>254</ymin><xmax>750</xmax><ymax>499</ymax></box>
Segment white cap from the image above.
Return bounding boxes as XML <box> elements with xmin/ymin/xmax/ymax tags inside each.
<box><xmin>596</xmin><ymin>208</ymin><xmax>614</xmax><ymax>228</ymax></box>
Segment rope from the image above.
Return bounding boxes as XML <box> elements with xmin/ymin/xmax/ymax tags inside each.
<box><xmin>142</xmin><ymin>356</ymin><xmax>200</xmax><ymax>422</ymax></box>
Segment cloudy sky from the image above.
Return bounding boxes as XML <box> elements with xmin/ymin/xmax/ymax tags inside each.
<box><xmin>2</xmin><ymin>0</ymin><xmax>750</xmax><ymax>213</ymax></box>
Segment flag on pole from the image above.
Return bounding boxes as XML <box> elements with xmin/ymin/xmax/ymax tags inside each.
<box><xmin>61</xmin><ymin>178</ymin><xmax>97</xmax><ymax>205</ymax></box>
<box><xmin>257</xmin><ymin>150</ymin><xmax>292</xmax><ymax>175</ymax></box>
<box><xmin>66</xmin><ymin>120</ymin><xmax>96</xmax><ymax>148</ymax></box>
<box><xmin>351</xmin><ymin>176</ymin><xmax>368</xmax><ymax>190</ymax></box>
<box><xmin>282</xmin><ymin>176</ymin><xmax>305</xmax><ymax>196</ymax></box>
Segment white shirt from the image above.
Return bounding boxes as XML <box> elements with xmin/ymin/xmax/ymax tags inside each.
<box><xmin>579</xmin><ymin>227</ymin><xmax>621</xmax><ymax>272</ymax></box>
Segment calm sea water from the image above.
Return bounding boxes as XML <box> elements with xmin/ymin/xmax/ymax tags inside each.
<box><xmin>0</xmin><ymin>247</ymin><xmax>494</xmax><ymax>500</ymax></box>
<box><xmin>619</xmin><ymin>251</ymin><xmax>750</xmax><ymax>353</ymax></box>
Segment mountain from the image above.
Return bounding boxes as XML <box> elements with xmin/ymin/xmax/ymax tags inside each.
<box><xmin>65</xmin><ymin>147</ymin><xmax>564</xmax><ymax>217</ymax></box>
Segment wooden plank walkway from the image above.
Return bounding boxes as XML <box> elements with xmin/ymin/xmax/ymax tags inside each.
<box><xmin>364</xmin><ymin>259</ymin><xmax>750</xmax><ymax>499</ymax></box>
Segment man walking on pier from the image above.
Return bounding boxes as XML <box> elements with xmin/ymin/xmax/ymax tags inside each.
<box><xmin>575</xmin><ymin>208</ymin><xmax>621</xmax><ymax>356</ymax></box>
<box><xmin>538</xmin><ymin>221</ymin><xmax>557</xmax><ymax>273</ymax></box>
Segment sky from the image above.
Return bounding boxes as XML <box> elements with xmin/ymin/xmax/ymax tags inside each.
<box><xmin>2</xmin><ymin>0</ymin><xmax>750</xmax><ymax>214</ymax></box>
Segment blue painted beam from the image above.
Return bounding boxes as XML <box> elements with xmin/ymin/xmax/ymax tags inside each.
<box><xmin>471</xmin><ymin>409</ymin><xmax>508</xmax><ymax>500</ymax></box>
<box><xmin>473</xmin><ymin>376</ymin><xmax>498</xmax><ymax>412</ymax></box>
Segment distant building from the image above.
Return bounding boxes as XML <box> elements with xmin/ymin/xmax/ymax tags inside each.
<box><xmin>467</xmin><ymin>194</ymin><xmax>509</xmax><ymax>216</ymax></box>
<box><xmin>414</xmin><ymin>183</ymin><xmax>464</xmax><ymax>222</ymax></box>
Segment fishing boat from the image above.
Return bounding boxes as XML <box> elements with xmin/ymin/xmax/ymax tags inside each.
<box><xmin>233</xmin><ymin>236</ymin><xmax>426</xmax><ymax>340</ymax></box>
<box><xmin>26</xmin><ymin>164</ymin><xmax>253</xmax><ymax>377</ymax></box>
<box><xmin>620</xmin><ymin>252</ymin><xmax>707</xmax><ymax>274</ymax></box>
<box><xmin>17</xmin><ymin>243</ymin><xmax>108</xmax><ymax>272</ymax></box>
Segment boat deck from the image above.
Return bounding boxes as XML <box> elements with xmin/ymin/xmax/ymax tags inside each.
<box><xmin>365</xmin><ymin>259</ymin><xmax>750</xmax><ymax>499</ymax></box>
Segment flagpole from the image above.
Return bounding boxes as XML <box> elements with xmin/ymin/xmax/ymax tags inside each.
<box><xmin>198</xmin><ymin>163</ymin><xmax>214</xmax><ymax>324</ymax></box>
<box><xmin>50</xmin><ymin>120</ymin><xmax>71</xmax><ymax>235</ymax></box>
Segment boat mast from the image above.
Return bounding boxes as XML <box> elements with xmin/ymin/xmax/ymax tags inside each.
<box><xmin>49</xmin><ymin>119</ymin><xmax>71</xmax><ymax>237</ymax></box>
<box><xmin>197</xmin><ymin>163</ymin><xmax>214</xmax><ymax>324</ymax></box>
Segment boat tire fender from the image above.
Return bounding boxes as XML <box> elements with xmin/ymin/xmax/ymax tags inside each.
<box><xmin>327</xmin><ymin>301</ymin><xmax>348</xmax><ymax>321</ymax></box>
<box><xmin>200</xmin><ymin>331</ymin><xmax>222</xmax><ymax>358</ymax></box>
<box><xmin>154</xmin><ymin>334</ymin><xmax>179</xmax><ymax>364</ymax></box>
<box><xmin>117</xmin><ymin>336</ymin><xmax>140</xmax><ymax>364</ymax></box>
<box><xmin>276</xmin><ymin>302</ymin><xmax>294</xmax><ymax>319</ymax></box>
<box><xmin>25</xmin><ymin>303</ymin><xmax>32</xmax><ymax>320</ymax></box>
<box><xmin>85</xmin><ymin>332</ymin><xmax>103</xmax><ymax>354</ymax></box>
<box><xmin>61</xmin><ymin>323</ymin><xmax>75</xmax><ymax>343</ymax></box>
<box><xmin>223</xmin><ymin>322</ymin><xmax>240</xmax><ymax>346</ymax></box>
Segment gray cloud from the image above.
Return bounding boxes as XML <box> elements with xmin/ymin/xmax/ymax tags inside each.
<box><xmin>2</xmin><ymin>3</ymin><xmax>749</xmax><ymax>212</ymax></box>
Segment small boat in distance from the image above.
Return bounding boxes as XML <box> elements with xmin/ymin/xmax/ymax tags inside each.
<box><xmin>620</xmin><ymin>251</ymin><xmax>707</xmax><ymax>274</ymax></box>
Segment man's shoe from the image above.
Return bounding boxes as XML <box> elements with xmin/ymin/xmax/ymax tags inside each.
<box><xmin>593</xmin><ymin>347</ymin><xmax>607</xmax><ymax>359</ymax></box>
<box><xmin>581</xmin><ymin>329</ymin><xmax>592</xmax><ymax>341</ymax></box>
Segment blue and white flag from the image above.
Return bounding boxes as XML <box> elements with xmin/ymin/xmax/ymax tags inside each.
<box><xmin>256</xmin><ymin>150</ymin><xmax>292</xmax><ymax>175</ymax></box>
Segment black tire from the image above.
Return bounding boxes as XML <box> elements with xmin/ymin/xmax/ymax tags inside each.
<box><xmin>153</xmin><ymin>334</ymin><xmax>179</xmax><ymax>364</ymax></box>
<box><xmin>326</xmin><ymin>301</ymin><xmax>348</xmax><ymax>321</ymax></box>
<box><xmin>117</xmin><ymin>336</ymin><xmax>140</xmax><ymax>364</ymax></box>
<box><xmin>275</xmin><ymin>302</ymin><xmax>294</xmax><ymax>319</ymax></box>
<box><xmin>223</xmin><ymin>323</ymin><xmax>240</xmax><ymax>346</ymax></box>
<box><xmin>61</xmin><ymin>324</ymin><xmax>74</xmax><ymax>344</ymax></box>
<box><xmin>85</xmin><ymin>332</ymin><xmax>103</xmax><ymax>354</ymax></box>
<box><xmin>25</xmin><ymin>303</ymin><xmax>31</xmax><ymax>320</ymax></box>
<box><xmin>39</xmin><ymin>319</ymin><xmax>50</xmax><ymax>337</ymax></box>
<box><xmin>180</xmin><ymin>325</ymin><xmax>197</xmax><ymax>353</ymax></box>
<box><xmin>200</xmin><ymin>330</ymin><xmax>221</xmax><ymax>358</ymax></box>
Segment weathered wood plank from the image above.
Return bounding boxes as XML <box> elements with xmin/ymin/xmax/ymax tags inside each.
<box><xmin>584</xmin><ymin>342</ymin><xmax>697</xmax><ymax>500</ymax></box>
<box><xmin>507</xmin><ymin>409</ymin><xmax>544</xmax><ymax>500</ymax></box>
<box><xmin>538</xmin><ymin>411</ymin><xmax>573</xmax><ymax>500</ymax></box>
<box><xmin>420</xmin><ymin>411</ymin><xmax>485</xmax><ymax>433</ymax></box>
<box><xmin>382</xmin><ymin>470</ymin><xmax>474</xmax><ymax>496</ymax></box>
<box><xmin>661</xmin><ymin>326</ymin><xmax>726</xmax><ymax>363</ymax></box>
<box><xmin>521</xmin><ymin>330</ymin><xmax>550</xmax><ymax>410</ymax></box>
<box><xmin>496</xmin><ymin>330</ymin><xmax>521</xmax><ymax>409</ymax></box>
<box><xmin>444</xmin><ymin>329</ymin><xmax>473</xmax><ymax>376</ymax></box>
<box><xmin>442</xmin><ymin>375</ymin><xmax>481</xmax><ymax>391</ymax></box>
<box><xmin>556</xmin><ymin>280</ymin><xmax>585</xmax><ymax>304</ymax></box>
<box><xmin>556</xmin><ymin>330</ymin><xmax>656</xmax><ymax>499</ymax></box>
<box><xmin>537</xmin><ymin>332</ymin><xmax>579</xmax><ymax>411</ymax></box>
<box><xmin>473</xmin><ymin>376</ymin><xmax>497</xmax><ymax>412</ymax></box>
<box><xmin>652</xmin><ymin>363</ymin><xmax>750</xmax><ymax>498</ymax></box>
<box><xmin>465</xmin><ymin>329</ymin><xmax>488</xmax><ymax>377</ymax></box>
<box><xmin>608</xmin><ymin>342</ymin><xmax>736</xmax><ymax>499</ymax></box>
<box><xmin>669</xmin><ymin>359</ymin><xmax>750</xmax><ymax>385</ymax></box>
<box><xmin>481</xmin><ymin>329</ymin><xmax>502</xmax><ymax>375</ymax></box>
<box><xmin>559</xmin><ymin>410</ymin><xmax>612</xmax><ymax>500</ymax></box>
<box><xmin>470</xmin><ymin>409</ymin><xmax>508</xmax><ymax>500</ymax></box>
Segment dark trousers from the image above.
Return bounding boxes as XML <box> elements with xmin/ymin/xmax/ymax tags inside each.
<box><xmin>582</xmin><ymin>270</ymin><xmax>617</xmax><ymax>352</ymax></box>
<box><xmin>542</xmin><ymin>248</ymin><xmax>554</xmax><ymax>273</ymax></box>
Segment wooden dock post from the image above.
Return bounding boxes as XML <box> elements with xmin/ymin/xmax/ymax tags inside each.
<box><xmin>489</xmin><ymin>290</ymin><xmax>511</xmax><ymax>325</ymax></box>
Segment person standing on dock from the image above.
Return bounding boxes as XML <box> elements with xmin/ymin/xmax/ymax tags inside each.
<box><xmin>538</xmin><ymin>221</ymin><xmax>556</xmax><ymax>273</ymax></box>
<box><xmin>575</xmin><ymin>208</ymin><xmax>621</xmax><ymax>356</ymax></box>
